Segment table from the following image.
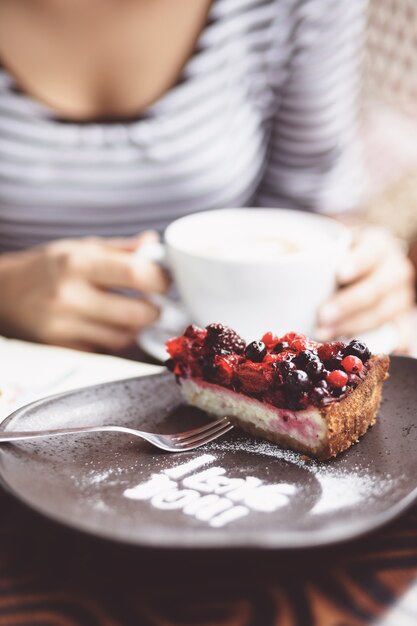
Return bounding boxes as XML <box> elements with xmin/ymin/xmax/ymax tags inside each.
<box><xmin>1</xmin><ymin>338</ymin><xmax>417</xmax><ymax>626</ymax></box>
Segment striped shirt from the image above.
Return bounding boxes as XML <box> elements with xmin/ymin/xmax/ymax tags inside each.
<box><xmin>0</xmin><ymin>0</ymin><xmax>366</xmax><ymax>253</ymax></box>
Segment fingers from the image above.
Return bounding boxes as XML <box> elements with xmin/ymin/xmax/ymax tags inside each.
<box><xmin>81</xmin><ymin>242</ymin><xmax>170</xmax><ymax>294</ymax></box>
<box><xmin>320</xmin><ymin>256</ymin><xmax>410</xmax><ymax>325</ymax></box>
<box><xmin>68</xmin><ymin>321</ymin><xmax>136</xmax><ymax>352</ymax></box>
<box><xmin>43</xmin><ymin>315</ymin><xmax>138</xmax><ymax>352</ymax></box>
<box><xmin>337</xmin><ymin>227</ymin><xmax>390</xmax><ymax>284</ymax></box>
<box><xmin>317</xmin><ymin>225</ymin><xmax>415</xmax><ymax>340</ymax></box>
<box><xmin>317</xmin><ymin>259</ymin><xmax>414</xmax><ymax>340</ymax></box>
<box><xmin>72</xmin><ymin>283</ymin><xmax>160</xmax><ymax>331</ymax></box>
<box><xmin>323</xmin><ymin>289</ymin><xmax>413</xmax><ymax>338</ymax></box>
<box><xmin>105</xmin><ymin>230</ymin><xmax>160</xmax><ymax>251</ymax></box>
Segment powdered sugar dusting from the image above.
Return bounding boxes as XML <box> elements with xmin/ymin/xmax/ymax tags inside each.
<box><xmin>209</xmin><ymin>436</ymin><xmax>398</xmax><ymax>515</ymax></box>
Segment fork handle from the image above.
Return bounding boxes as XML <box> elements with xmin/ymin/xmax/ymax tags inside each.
<box><xmin>0</xmin><ymin>425</ymin><xmax>134</xmax><ymax>442</ymax></box>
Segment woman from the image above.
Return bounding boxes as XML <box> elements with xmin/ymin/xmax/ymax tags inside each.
<box><xmin>0</xmin><ymin>0</ymin><xmax>414</xmax><ymax>352</ymax></box>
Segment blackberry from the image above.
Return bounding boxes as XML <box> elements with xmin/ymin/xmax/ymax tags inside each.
<box><xmin>316</xmin><ymin>379</ymin><xmax>329</xmax><ymax>389</ymax></box>
<box><xmin>245</xmin><ymin>340</ymin><xmax>267</xmax><ymax>362</ymax></box>
<box><xmin>342</xmin><ymin>340</ymin><xmax>371</xmax><ymax>363</ymax></box>
<box><xmin>205</xmin><ymin>323</ymin><xmax>246</xmax><ymax>355</ymax></box>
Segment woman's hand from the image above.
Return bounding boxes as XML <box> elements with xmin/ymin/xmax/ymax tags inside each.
<box><xmin>0</xmin><ymin>232</ymin><xmax>170</xmax><ymax>351</ymax></box>
<box><xmin>316</xmin><ymin>226</ymin><xmax>415</xmax><ymax>344</ymax></box>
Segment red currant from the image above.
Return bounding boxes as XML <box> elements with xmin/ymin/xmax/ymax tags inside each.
<box><xmin>341</xmin><ymin>355</ymin><xmax>363</xmax><ymax>374</ymax></box>
<box><xmin>326</xmin><ymin>369</ymin><xmax>349</xmax><ymax>388</ymax></box>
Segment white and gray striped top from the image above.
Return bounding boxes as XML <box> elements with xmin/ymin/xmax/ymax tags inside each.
<box><xmin>0</xmin><ymin>0</ymin><xmax>366</xmax><ymax>253</ymax></box>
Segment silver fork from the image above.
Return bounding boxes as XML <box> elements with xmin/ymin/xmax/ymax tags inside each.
<box><xmin>0</xmin><ymin>417</ymin><xmax>233</xmax><ymax>452</ymax></box>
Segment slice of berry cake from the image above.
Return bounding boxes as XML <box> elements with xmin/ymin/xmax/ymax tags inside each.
<box><xmin>166</xmin><ymin>324</ymin><xmax>390</xmax><ymax>460</ymax></box>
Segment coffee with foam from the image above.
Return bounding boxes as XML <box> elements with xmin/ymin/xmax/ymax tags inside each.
<box><xmin>199</xmin><ymin>236</ymin><xmax>300</xmax><ymax>261</ymax></box>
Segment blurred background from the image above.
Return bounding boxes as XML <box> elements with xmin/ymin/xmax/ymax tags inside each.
<box><xmin>362</xmin><ymin>0</ymin><xmax>417</xmax><ymax>252</ymax></box>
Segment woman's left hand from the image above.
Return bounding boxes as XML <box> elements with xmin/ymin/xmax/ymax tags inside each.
<box><xmin>316</xmin><ymin>226</ymin><xmax>415</xmax><ymax>342</ymax></box>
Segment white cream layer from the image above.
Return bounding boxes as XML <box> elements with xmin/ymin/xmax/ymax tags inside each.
<box><xmin>180</xmin><ymin>378</ymin><xmax>328</xmax><ymax>452</ymax></box>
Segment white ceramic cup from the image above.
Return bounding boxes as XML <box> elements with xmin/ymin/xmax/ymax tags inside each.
<box><xmin>138</xmin><ymin>208</ymin><xmax>351</xmax><ymax>341</ymax></box>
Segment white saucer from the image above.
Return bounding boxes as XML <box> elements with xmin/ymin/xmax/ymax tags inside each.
<box><xmin>137</xmin><ymin>302</ymin><xmax>401</xmax><ymax>362</ymax></box>
<box><xmin>138</xmin><ymin>301</ymin><xmax>191</xmax><ymax>362</ymax></box>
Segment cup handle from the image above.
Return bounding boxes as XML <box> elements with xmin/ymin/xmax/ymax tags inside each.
<box><xmin>134</xmin><ymin>240</ymin><xmax>168</xmax><ymax>267</ymax></box>
<box><xmin>134</xmin><ymin>241</ymin><xmax>184</xmax><ymax>317</ymax></box>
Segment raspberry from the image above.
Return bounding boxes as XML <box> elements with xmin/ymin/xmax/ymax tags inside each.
<box><xmin>341</xmin><ymin>355</ymin><xmax>363</xmax><ymax>374</ymax></box>
<box><xmin>326</xmin><ymin>369</ymin><xmax>349</xmax><ymax>388</ymax></box>
<box><xmin>279</xmin><ymin>332</ymin><xmax>297</xmax><ymax>343</ymax></box>
<box><xmin>205</xmin><ymin>323</ymin><xmax>246</xmax><ymax>355</ymax></box>
<box><xmin>165</xmin><ymin>336</ymin><xmax>185</xmax><ymax>358</ymax></box>
<box><xmin>236</xmin><ymin>362</ymin><xmax>270</xmax><ymax>394</ymax></box>
<box><xmin>261</xmin><ymin>332</ymin><xmax>279</xmax><ymax>348</ymax></box>
<box><xmin>263</xmin><ymin>353</ymin><xmax>283</xmax><ymax>364</ymax></box>
<box><xmin>317</xmin><ymin>342</ymin><xmax>345</xmax><ymax>362</ymax></box>
<box><xmin>212</xmin><ymin>354</ymin><xmax>238</xmax><ymax>387</ymax></box>
<box><xmin>184</xmin><ymin>324</ymin><xmax>204</xmax><ymax>339</ymax></box>
<box><xmin>289</xmin><ymin>335</ymin><xmax>309</xmax><ymax>352</ymax></box>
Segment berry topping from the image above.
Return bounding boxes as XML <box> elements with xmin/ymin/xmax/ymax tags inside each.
<box><xmin>167</xmin><ymin>324</ymin><xmax>376</xmax><ymax>411</ymax></box>
<box><xmin>184</xmin><ymin>324</ymin><xmax>204</xmax><ymax>339</ymax></box>
<box><xmin>286</xmin><ymin>391</ymin><xmax>310</xmax><ymax>411</ymax></box>
<box><xmin>317</xmin><ymin>341</ymin><xmax>345</xmax><ymax>362</ymax></box>
<box><xmin>261</xmin><ymin>332</ymin><xmax>279</xmax><ymax>347</ymax></box>
<box><xmin>295</xmin><ymin>350</ymin><xmax>318</xmax><ymax>369</ymax></box>
<box><xmin>341</xmin><ymin>355</ymin><xmax>363</xmax><ymax>374</ymax></box>
<box><xmin>324</xmin><ymin>355</ymin><xmax>343</xmax><ymax>371</ymax></box>
<box><xmin>311</xmin><ymin>386</ymin><xmax>331</xmax><ymax>405</ymax></box>
<box><xmin>245</xmin><ymin>340</ymin><xmax>267</xmax><ymax>362</ymax></box>
<box><xmin>305</xmin><ymin>359</ymin><xmax>325</xmax><ymax>381</ymax></box>
<box><xmin>331</xmin><ymin>385</ymin><xmax>347</xmax><ymax>397</ymax></box>
<box><xmin>236</xmin><ymin>362</ymin><xmax>270</xmax><ymax>394</ymax></box>
<box><xmin>347</xmin><ymin>373</ymin><xmax>361</xmax><ymax>387</ymax></box>
<box><xmin>326</xmin><ymin>369</ymin><xmax>349</xmax><ymax>388</ymax></box>
<box><xmin>342</xmin><ymin>340</ymin><xmax>371</xmax><ymax>363</ymax></box>
<box><xmin>286</xmin><ymin>369</ymin><xmax>310</xmax><ymax>391</ymax></box>
<box><xmin>289</xmin><ymin>335</ymin><xmax>309</xmax><ymax>352</ymax></box>
<box><xmin>273</xmin><ymin>341</ymin><xmax>291</xmax><ymax>353</ymax></box>
<box><xmin>211</xmin><ymin>354</ymin><xmax>238</xmax><ymax>387</ymax></box>
<box><xmin>205</xmin><ymin>323</ymin><xmax>246</xmax><ymax>355</ymax></box>
<box><xmin>277</xmin><ymin>360</ymin><xmax>296</xmax><ymax>377</ymax></box>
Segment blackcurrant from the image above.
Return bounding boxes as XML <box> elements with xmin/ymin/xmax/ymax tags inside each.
<box><xmin>342</xmin><ymin>340</ymin><xmax>371</xmax><ymax>362</ymax></box>
<box><xmin>286</xmin><ymin>369</ymin><xmax>310</xmax><ymax>390</ymax></box>
<box><xmin>245</xmin><ymin>340</ymin><xmax>267</xmax><ymax>362</ymax></box>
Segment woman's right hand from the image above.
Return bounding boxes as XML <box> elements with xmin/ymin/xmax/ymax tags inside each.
<box><xmin>0</xmin><ymin>232</ymin><xmax>170</xmax><ymax>351</ymax></box>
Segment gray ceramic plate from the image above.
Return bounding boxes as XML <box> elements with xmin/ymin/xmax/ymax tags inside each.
<box><xmin>0</xmin><ymin>356</ymin><xmax>416</xmax><ymax>550</ymax></box>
